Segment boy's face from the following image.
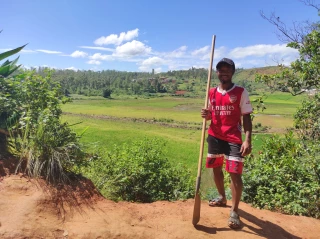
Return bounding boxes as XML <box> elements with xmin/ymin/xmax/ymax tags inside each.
<box><xmin>216</xmin><ymin>64</ymin><xmax>234</xmax><ymax>85</ymax></box>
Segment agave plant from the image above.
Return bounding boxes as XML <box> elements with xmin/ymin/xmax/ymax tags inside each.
<box><xmin>0</xmin><ymin>30</ymin><xmax>27</xmax><ymax>136</ymax></box>
<box><xmin>0</xmin><ymin>30</ymin><xmax>27</xmax><ymax>78</ymax></box>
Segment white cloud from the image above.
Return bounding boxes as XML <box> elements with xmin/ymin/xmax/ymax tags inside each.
<box><xmin>194</xmin><ymin>46</ymin><xmax>226</xmax><ymax>61</ymax></box>
<box><xmin>230</xmin><ymin>44</ymin><xmax>298</xmax><ymax>59</ymax></box>
<box><xmin>21</xmin><ymin>49</ymin><xmax>36</xmax><ymax>53</ymax></box>
<box><xmin>70</xmin><ymin>50</ymin><xmax>88</xmax><ymax>58</ymax></box>
<box><xmin>1</xmin><ymin>48</ymin><xmax>36</xmax><ymax>54</ymax></box>
<box><xmin>87</xmin><ymin>59</ymin><xmax>101</xmax><ymax>65</ymax></box>
<box><xmin>65</xmin><ymin>66</ymin><xmax>78</xmax><ymax>71</ymax></box>
<box><xmin>138</xmin><ymin>56</ymin><xmax>167</xmax><ymax>72</ymax></box>
<box><xmin>165</xmin><ymin>46</ymin><xmax>188</xmax><ymax>58</ymax></box>
<box><xmin>192</xmin><ymin>46</ymin><xmax>210</xmax><ymax>56</ymax></box>
<box><xmin>141</xmin><ymin>56</ymin><xmax>166</xmax><ymax>66</ymax></box>
<box><xmin>41</xmin><ymin>65</ymin><xmax>58</xmax><ymax>69</ymax></box>
<box><xmin>94</xmin><ymin>28</ymin><xmax>139</xmax><ymax>46</ymax></box>
<box><xmin>79</xmin><ymin>46</ymin><xmax>114</xmax><ymax>52</ymax></box>
<box><xmin>114</xmin><ymin>40</ymin><xmax>151</xmax><ymax>57</ymax></box>
<box><xmin>36</xmin><ymin>49</ymin><xmax>62</xmax><ymax>54</ymax></box>
<box><xmin>154</xmin><ymin>67</ymin><xmax>162</xmax><ymax>73</ymax></box>
<box><xmin>89</xmin><ymin>53</ymin><xmax>113</xmax><ymax>61</ymax></box>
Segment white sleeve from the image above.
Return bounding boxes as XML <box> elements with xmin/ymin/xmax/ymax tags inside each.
<box><xmin>240</xmin><ymin>88</ymin><xmax>253</xmax><ymax>115</ymax></box>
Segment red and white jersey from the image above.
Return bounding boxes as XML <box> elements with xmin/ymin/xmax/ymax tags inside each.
<box><xmin>208</xmin><ymin>84</ymin><xmax>253</xmax><ymax>144</ymax></box>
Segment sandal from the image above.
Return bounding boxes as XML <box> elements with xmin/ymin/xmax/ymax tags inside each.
<box><xmin>208</xmin><ymin>197</ymin><xmax>227</xmax><ymax>207</ymax></box>
<box><xmin>228</xmin><ymin>211</ymin><xmax>241</xmax><ymax>229</ymax></box>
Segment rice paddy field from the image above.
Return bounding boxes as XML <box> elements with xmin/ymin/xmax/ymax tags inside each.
<box><xmin>61</xmin><ymin>92</ymin><xmax>306</xmax><ymax>179</ymax></box>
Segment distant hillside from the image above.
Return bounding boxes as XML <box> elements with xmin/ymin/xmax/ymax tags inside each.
<box><xmin>232</xmin><ymin>66</ymin><xmax>280</xmax><ymax>82</ymax></box>
<box><xmin>31</xmin><ymin>65</ymin><xmax>279</xmax><ymax>97</ymax></box>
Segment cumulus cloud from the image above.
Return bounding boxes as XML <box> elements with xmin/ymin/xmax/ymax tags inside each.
<box><xmin>70</xmin><ymin>50</ymin><xmax>88</xmax><ymax>58</ymax></box>
<box><xmin>36</xmin><ymin>49</ymin><xmax>62</xmax><ymax>54</ymax></box>
<box><xmin>89</xmin><ymin>53</ymin><xmax>113</xmax><ymax>61</ymax></box>
<box><xmin>87</xmin><ymin>59</ymin><xmax>101</xmax><ymax>65</ymax></box>
<box><xmin>154</xmin><ymin>67</ymin><xmax>162</xmax><ymax>73</ymax></box>
<box><xmin>141</xmin><ymin>56</ymin><xmax>166</xmax><ymax>66</ymax></box>
<box><xmin>194</xmin><ymin>46</ymin><xmax>226</xmax><ymax>61</ymax></box>
<box><xmin>114</xmin><ymin>40</ymin><xmax>151</xmax><ymax>57</ymax></box>
<box><xmin>94</xmin><ymin>28</ymin><xmax>139</xmax><ymax>46</ymax></box>
<box><xmin>65</xmin><ymin>66</ymin><xmax>78</xmax><ymax>71</ymax></box>
<box><xmin>138</xmin><ymin>56</ymin><xmax>167</xmax><ymax>72</ymax></box>
<box><xmin>192</xmin><ymin>46</ymin><xmax>210</xmax><ymax>56</ymax></box>
<box><xmin>166</xmin><ymin>46</ymin><xmax>187</xmax><ymax>58</ymax></box>
<box><xmin>230</xmin><ymin>44</ymin><xmax>298</xmax><ymax>59</ymax></box>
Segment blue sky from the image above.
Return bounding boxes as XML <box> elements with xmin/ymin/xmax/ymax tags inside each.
<box><xmin>1</xmin><ymin>0</ymin><xmax>319</xmax><ymax>72</ymax></box>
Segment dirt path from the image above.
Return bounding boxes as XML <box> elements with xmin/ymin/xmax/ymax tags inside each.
<box><xmin>0</xmin><ymin>175</ymin><xmax>319</xmax><ymax>239</ymax></box>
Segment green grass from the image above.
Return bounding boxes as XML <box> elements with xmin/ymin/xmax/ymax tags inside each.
<box><xmin>62</xmin><ymin>97</ymin><xmax>204</xmax><ymax>122</ymax></box>
<box><xmin>61</xmin><ymin>92</ymin><xmax>304</xmax><ymax>178</ymax></box>
<box><xmin>63</xmin><ymin>114</ymin><xmax>202</xmax><ymax>173</ymax></box>
<box><xmin>63</xmin><ymin>114</ymin><xmax>270</xmax><ymax>178</ymax></box>
<box><xmin>251</xmin><ymin>92</ymin><xmax>305</xmax><ymax>115</ymax></box>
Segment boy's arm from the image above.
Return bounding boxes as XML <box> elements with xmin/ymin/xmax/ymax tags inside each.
<box><xmin>241</xmin><ymin>114</ymin><xmax>252</xmax><ymax>156</ymax></box>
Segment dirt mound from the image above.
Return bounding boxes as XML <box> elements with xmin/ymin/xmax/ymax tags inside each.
<box><xmin>0</xmin><ymin>160</ymin><xmax>320</xmax><ymax>239</ymax></box>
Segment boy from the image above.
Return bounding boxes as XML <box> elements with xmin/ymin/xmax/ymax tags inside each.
<box><xmin>201</xmin><ymin>58</ymin><xmax>253</xmax><ymax>229</ymax></box>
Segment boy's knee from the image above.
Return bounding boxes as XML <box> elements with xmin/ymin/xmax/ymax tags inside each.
<box><xmin>230</xmin><ymin>173</ymin><xmax>242</xmax><ymax>183</ymax></box>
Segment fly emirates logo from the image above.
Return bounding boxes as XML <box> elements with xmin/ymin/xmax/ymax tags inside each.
<box><xmin>214</xmin><ymin>105</ymin><xmax>235</xmax><ymax>115</ymax></box>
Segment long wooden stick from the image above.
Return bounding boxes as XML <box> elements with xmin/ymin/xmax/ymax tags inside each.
<box><xmin>192</xmin><ymin>35</ymin><xmax>216</xmax><ymax>226</ymax></box>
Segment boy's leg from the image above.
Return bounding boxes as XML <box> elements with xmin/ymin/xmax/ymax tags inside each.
<box><xmin>206</xmin><ymin>135</ymin><xmax>226</xmax><ymax>205</ymax></box>
<box><xmin>225</xmin><ymin>143</ymin><xmax>244</xmax><ymax>229</ymax></box>
<box><xmin>229</xmin><ymin>172</ymin><xmax>243</xmax><ymax>213</ymax></box>
<box><xmin>213</xmin><ymin>166</ymin><xmax>226</xmax><ymax>202</ymax></box>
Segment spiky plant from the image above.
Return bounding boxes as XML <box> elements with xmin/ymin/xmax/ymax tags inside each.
<box><xmin>0</xmin><ymin>30</ymin><xmax>26</xmax><ymax>78</ymax></box>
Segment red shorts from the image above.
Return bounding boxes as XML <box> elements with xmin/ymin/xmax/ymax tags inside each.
<box><xmin>206</xmin><ymin>156</ymin><xmax>244</xmax><ymax>174</ymax></box>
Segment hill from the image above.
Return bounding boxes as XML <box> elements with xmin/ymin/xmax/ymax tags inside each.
<box><xmin>38</xmin><ymin>65</ymin><xmax>279</xmax><ymax>97</ymax></box>
<box><xmin>1</xmin><ymin>157</ymin><xmax>319</xmax><ymax>239</ymax></box>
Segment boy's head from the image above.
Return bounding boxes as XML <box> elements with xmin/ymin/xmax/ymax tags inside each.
<box><xmin>216</xmin><ymin>58</ymin><xmax>235</xmax><ymax>85</ymax></box>
<box><xmin>216</xmin><ymin>58</ymin><xmax>235</xmax><ymax>74</ymax></box>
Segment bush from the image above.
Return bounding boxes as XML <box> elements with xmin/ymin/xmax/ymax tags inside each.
<box><xmin>243</xmin><ymin>131</ymin><xmax>320</xmax><ymax>218</ymax></box>
<box><xmin>294</xmin><ymin>93</ymin><xmax>320</xmax><ymax>141</ymax></box>
<box><xmin>3</xmin><ymin>71</ymin><xmax>87</xmax><ymax>184</ymax></box>
<box><xmin>82</xmin><ymin>138</ymin><xmax>194</xmax><ymax>202</ymax></box>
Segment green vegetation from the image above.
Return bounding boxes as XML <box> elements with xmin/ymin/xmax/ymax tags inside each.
<box><xmin>81</xmin><ymin>138</ymin><xmax>194</xmax><ymax>202</ymax></box>
<box><xmin>243</xmin><ymin>132</ymin><xmax>320</xmax><ymax>218</ymax></box>
<box><xmin>34</xmin><ymin>61</ymin><xmax>279</xmax><ymax>99</ymax></box>
<box><xmin>0</xmin><ymin>31</ymin><xmax>26</xmax><ymax>78</ymax></box>
<box><xmin>244</xmin><ymin>4</ymin><xmax>320</xmax><ymax>218</ymax></box>
<box><xmin>62</xmin><ymin>114</ymin><xmax>201</xmax><ymax>170</ymax></box>
<box><xmin>1</xmin><ymin>2</ymin><xmax>319</xmax><ymax>219</ymax></box>
<box><xmin>2</xmin><ymin>71</ymin><xmax>86</xmax><ymax>184</ymax></box>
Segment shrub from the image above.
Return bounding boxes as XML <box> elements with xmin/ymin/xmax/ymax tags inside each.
<box><xmin>243</xmin><ymin>131</ymin><xmax>320</xmax><ymax>218</ymax></box>
<box><xmin>294</xmin><ymin>93</ymin><xmax>320</xmax><ymax>141</ymax></box>
<box><xmin>82</xmin><ymin>138</ymin><xmax>194</xmax><ymax>202</ymax></box>
<box><xmin>4</xmin><ymin>71</ymin><xmax>87</xmax><ymax>184</ymax></box>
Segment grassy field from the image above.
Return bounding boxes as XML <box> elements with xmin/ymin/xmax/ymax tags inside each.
<box><xmin>63</xmin><ymin>92</ymin><xmax>305</xmax><ymax>129</ymax></box>
<box><xmin>61</xmin><ymin>92</ymin><xmax>301</xmax><ymax>176</ymax></box>
<box><xmin>62</xmin><ymin>114</ymin><xmax>270</xmax><ymax>177</ymax></box>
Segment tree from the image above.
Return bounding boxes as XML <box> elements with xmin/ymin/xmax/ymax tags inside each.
<box><xmin>102</xmin><ymin>88</ymin><xmax>112</xmax><ymax>98</ymax></box>
<box><xmin>243</xmin><ymin>1</ymin><xmax>320</xmax><ymax>218</ymax></box>
<box><xmin>257</xmin><ymin>0</ymin><xmax>320</xmax><ymax>95</ymax></box>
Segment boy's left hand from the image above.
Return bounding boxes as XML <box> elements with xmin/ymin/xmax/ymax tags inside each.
<box><xmin>240</xmin><ymin>141</ymin><xmax>252</xmax><ymax>156</ymax></box>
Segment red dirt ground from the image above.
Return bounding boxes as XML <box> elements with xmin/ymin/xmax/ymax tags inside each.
<box><xmin>0</xmin><ymin>159</ymin><xmax>320</xmax><ymax>239</ymax></box>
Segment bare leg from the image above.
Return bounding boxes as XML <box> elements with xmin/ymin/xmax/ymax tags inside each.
<box><xmin>229</xmin><ymin>172</ymin><xmax>243</xmax><ymax>212</ymax></box>
<box><xmin>213</xmin><ymin>166</ymin><xmax>226</xmax><ymax>201</ymax></box>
